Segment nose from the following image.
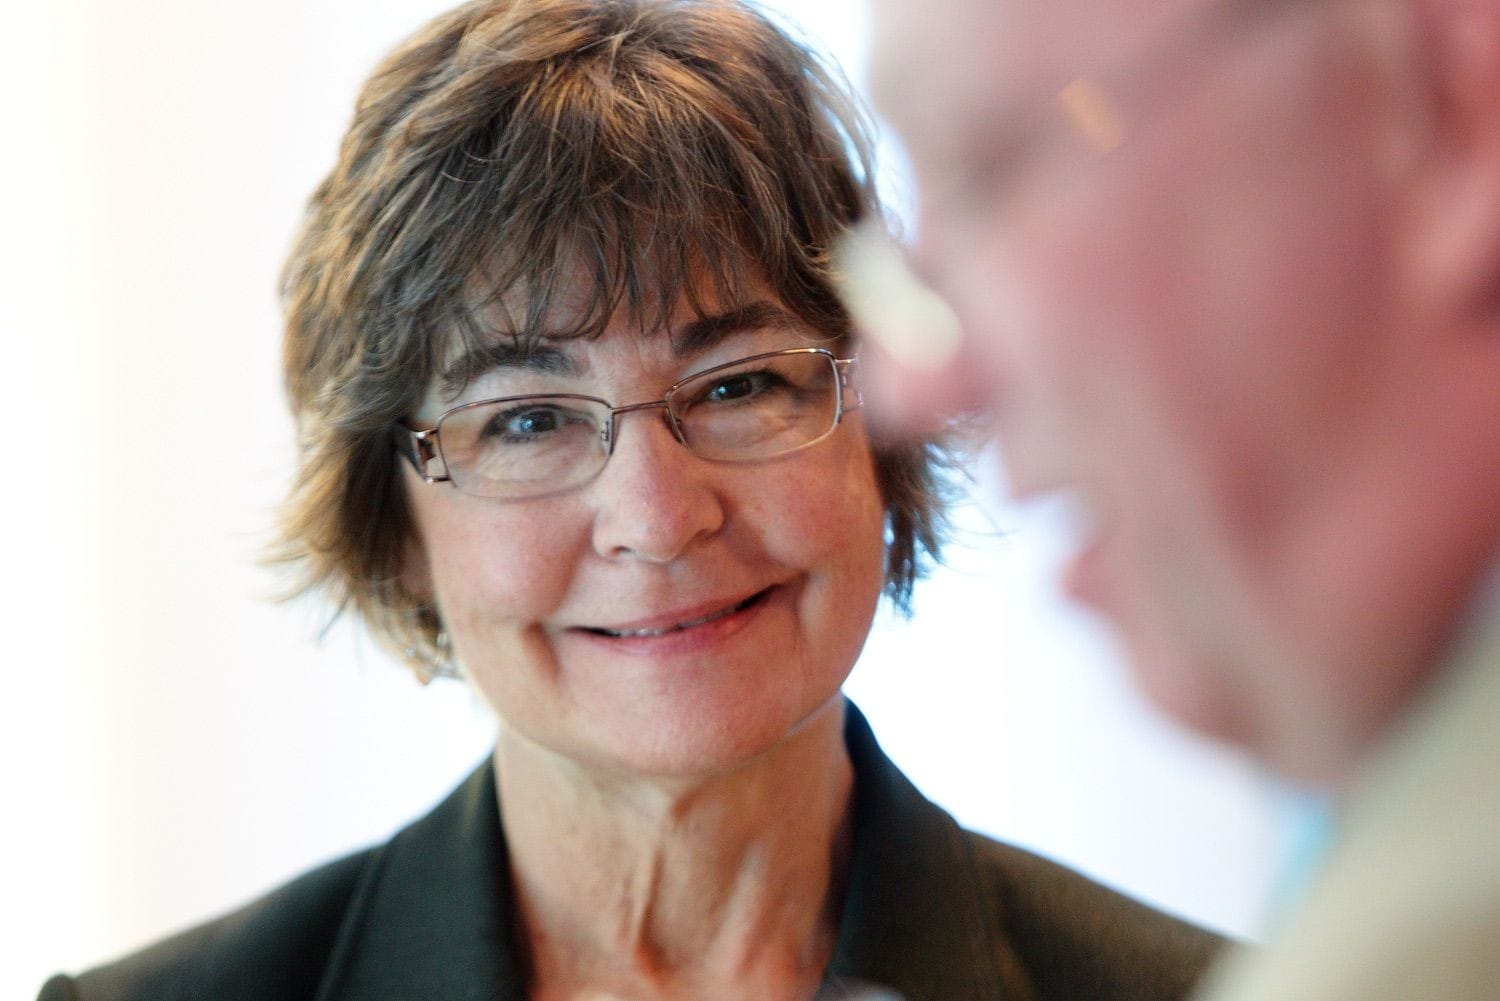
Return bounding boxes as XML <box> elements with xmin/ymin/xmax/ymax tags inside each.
<box><xmin>588</xmin><ymin>407</ymin><xmax>727</xmax><ymax>563</ymax></box>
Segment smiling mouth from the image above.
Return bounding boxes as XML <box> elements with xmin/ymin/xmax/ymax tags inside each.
<box><xmin>584</xmin><ymin>590</ymin><xmax>770</xmax><ymax>639</ymax></box>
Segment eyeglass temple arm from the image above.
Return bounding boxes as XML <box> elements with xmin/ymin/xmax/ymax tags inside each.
<box><xmin>393</xmin><ymin>426</ymin><xmax>452</xmax><ymax>483</ymax></box>
<box><xmin>836</xmin><ymin>356</ymin><xmax>863</xmax><ymax>414</ymax></box>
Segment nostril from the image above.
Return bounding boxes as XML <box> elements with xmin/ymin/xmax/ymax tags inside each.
<box><xmin>588</xmin><ymin>426</ymin><xmax>728</xmax><ymax>563</ymax></box>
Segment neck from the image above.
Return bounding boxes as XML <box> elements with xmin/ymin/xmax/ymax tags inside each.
<box><xmin>494</xmin><ymin>696</ymin><xmax>854</xmax><ymax>1000</ymax></box>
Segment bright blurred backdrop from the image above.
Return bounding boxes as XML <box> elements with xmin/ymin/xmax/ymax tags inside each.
<box><xmin>3</xmin><ymin>2</ymin><xmax>1301</xmax><ymax>997</ymax></box>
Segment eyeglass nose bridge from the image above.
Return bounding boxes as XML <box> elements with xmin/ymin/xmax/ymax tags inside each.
<box><xmin>598</xmin><ymin>398</ymin><xmax>685</xmax><ymax>455</ymax></box>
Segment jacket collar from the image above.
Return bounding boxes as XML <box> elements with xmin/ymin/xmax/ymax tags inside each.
<box><xmin>316</xmin><ymin>761</ymin><xmax>527</xmax><ymax>1001</ymax></box>
<box><xmin>319</xmin><ymin>701</ymin><xmax>1004</xmax><ymax>1001</ymax></box>
<box><xmin>825</xmin><ymin>702</ymin><xmax>1009</xmax><ymax>1000</ymax></box>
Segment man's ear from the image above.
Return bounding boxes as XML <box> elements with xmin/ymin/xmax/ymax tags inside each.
<box><xmin>1401</xmin><ymin>0</ymin><xmax>1500</xmax><ymax>324</ymax></box>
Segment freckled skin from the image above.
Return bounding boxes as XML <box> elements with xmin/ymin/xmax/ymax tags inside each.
<box><xmin>402</xmin><ymin>305</ymin><xmax>887</xmax><ymax>781</ymax></box>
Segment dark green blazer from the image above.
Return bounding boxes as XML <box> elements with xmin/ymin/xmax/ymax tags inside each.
<box><xmin>41</xmin><ymin>704</ymin><xmax>1223</xmax><ymax>1000</ymax></box>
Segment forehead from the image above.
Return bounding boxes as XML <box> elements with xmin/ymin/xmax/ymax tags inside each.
<box><xmin>445</xmin><ymin>251</ymin><xmax>813</xmax><ymax>357</ymax></box>
<box><xmin>868</xmin><ymin>0</ymin><xmax>1204</xmax><ymax>141</ymax></box>
<box><xmin>433</xmin><ymin>275</ymin><xmax>826</xmax><ymax>396</ymax></box>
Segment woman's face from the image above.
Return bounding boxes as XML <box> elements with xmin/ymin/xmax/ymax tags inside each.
<box><xmin>401</xmin><ymin>287</ymin><xmax>888</xmax><ymax>779</ymax></box>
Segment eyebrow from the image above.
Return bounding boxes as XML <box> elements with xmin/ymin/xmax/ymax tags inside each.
<box><xmin>440</xmin><ymin>300</ymin><xmax>811</xmax><ymax>391</ymax></box>
<box><xmin>440</xmin><ymin>342</ymin><xmax>577</xmax><ymax>392</ymax></box>
<box><xmin>673</xmin><ymin>300</ymin><xmax>807</xmax><ymax>354</ymax></box>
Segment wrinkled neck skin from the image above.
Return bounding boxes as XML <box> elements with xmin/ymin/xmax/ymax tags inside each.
<box><xmin>495</xmin><ymin>695</ymin><xmax>854</xmax><ymax>1001</ymax></box>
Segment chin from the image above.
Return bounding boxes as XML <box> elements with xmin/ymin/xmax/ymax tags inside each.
<box><xmin>1122</xmin><ymin>631</ymin><xmax>1248</xmax><ymax>748</ymax></box>
<box><xmin>547</xmin><ymin>688</ymin><xmax>847</xmax><ymax>783</ymax></box>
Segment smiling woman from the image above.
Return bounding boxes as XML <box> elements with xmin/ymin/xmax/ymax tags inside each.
<box><xmin>38</xmin><ymin>1</ymin><xmax>1221</xmax><ymax>999</ymax></box>
<box><xmin>400</xmin><ymin>301</ymin><xmax>889</xmax><ymax>782</ymax></box>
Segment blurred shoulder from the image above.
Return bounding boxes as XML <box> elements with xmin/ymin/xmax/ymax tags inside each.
<box><xmin>966</xmin><ymin>831</ymin><xmax>1227</xmax><ymax>1000</ymax></box>
<box><xmin>838</xmin><ymin>702</ymin><xmax>1226</xmax><ymax>999</ymax></box>
<box><xmin>38</xmin><ymin>849</ymin><xmax>373</xmax><ymax>1001</ymax></box>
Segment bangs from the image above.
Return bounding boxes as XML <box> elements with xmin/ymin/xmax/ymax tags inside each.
<box><xmin>341</xmin><ymin>0</ymin><xmax>864</xmax><ymax>398</ymax></box>
<box><xmin>275</xmin><ymin>0</ymin><xmax>943</xmax><ymax>673</ymax></box>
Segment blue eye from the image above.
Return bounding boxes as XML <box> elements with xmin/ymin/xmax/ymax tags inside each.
<box><xmin>512</xmin><ymin>409</ymin><xmax>559</xmax><ymax>434</ymax></box>
<box><xmin>705</xmin><ymin>371</ymin><xmax>779</xmax><ymax>403</ymax></box>
<box><xmin>484</xmin><ymin>404</ymin><xmax>578</xmax><ymax>440</ymax></box>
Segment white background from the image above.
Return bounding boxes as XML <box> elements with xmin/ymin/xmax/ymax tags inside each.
<box><xmin>3</xmin><ymin>2</ymin><xmax>1297</xmax><ymax>997</ymax></box>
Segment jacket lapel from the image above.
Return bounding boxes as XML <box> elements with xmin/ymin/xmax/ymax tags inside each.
<box><xmin>314</xmin><ymin>703</ymin><xmax>1019</xmax><ymax>1001</ymax></box>
<box><xmin>315</xmin><ymin>758</ymin><xmax>526</xmax><ymax>1001</ymax></box>
<box><xmin>826</xmin><ymin>704</ymin><xmax>1019</xmax><ymax>1000</ymax></box>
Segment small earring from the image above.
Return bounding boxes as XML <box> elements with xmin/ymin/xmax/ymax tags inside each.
<box><xmin>406</xmin><ymin>629</ymin><xmax>458</xmax><ymax>685</ymax></box>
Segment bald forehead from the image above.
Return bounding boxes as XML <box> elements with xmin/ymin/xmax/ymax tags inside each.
<box><xmin>867</xmin><ymin>0</ymin><xmax>1003</xmax><ymax>128</ymax></box>
<box><xmin>869</xmin><ymin>0</ymin><xmax>1211</xmax><ymax>130</ymax></box>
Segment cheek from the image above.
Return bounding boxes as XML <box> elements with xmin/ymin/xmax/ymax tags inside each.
<box><xmin>796</xmin><ymin>446</ymin><xmax>889</xmax><ymax>682</ymax></box>
<box><xmin>826</xmin><ymin>441</ymin><xmax>890</xmax><ymax>604</ymax></box>
<box><xmin>409</xmin><ymin>489</ymin><xmax>584</xmax><ymax>635</ymax></box>
<box><xmin>757</xmin><ymin>434</ymin><xmax>887</xmax><ymax>594</ymax></box>
<box><xmin>1014</xmin><ymin>106</ymin><xmax>1388</xmax><ymax>447</ymax></box>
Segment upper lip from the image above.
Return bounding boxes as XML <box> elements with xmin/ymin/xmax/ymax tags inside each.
<box><xmin>575</xmin><ymin>588</ymin><xmax>771</xmax><ymax>637</ymax></box>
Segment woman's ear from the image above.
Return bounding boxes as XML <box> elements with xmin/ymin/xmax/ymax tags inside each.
<box><xmin>399</xmin><ymin>529</ymin><xmax>434</xmax><ymax>602</ymax></box>
<box><xmin>1400</xmin><ymin>0</ymin><xmax>1500</xmax><ymax>324</ymax></box>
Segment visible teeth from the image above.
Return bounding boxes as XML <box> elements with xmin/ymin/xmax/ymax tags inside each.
<box><xmin>611</xmin><ymin>626</ymin><xmax>672</xmax><ymax>638</ymax></box>
<box><xmin>597</xmin><ymin>592</ymin><xmax>761</xmax><ymax>638</ymax></box>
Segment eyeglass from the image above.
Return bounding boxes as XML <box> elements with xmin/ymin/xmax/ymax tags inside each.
<box><xmin>944</xmin><ymin>0</ymin><xmax>1314</xmax><ymax>203</ymax></box>
<box><xmin>396</xmin><ymin>347</ymin><xmax>860</xmax><ymax>500</ymax></box>
<box><xmin>841</xmin><ymin>0</ymin><xmax>1320</xmax><ymax>372</ymax></box>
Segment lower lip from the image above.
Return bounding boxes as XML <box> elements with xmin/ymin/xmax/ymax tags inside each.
<box><xmin>568</xmin><ymin>587</ymin><xmax>781</xmax><ymax>659</ymax></box>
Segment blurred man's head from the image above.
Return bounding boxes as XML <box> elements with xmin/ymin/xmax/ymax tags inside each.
<box><xmin>862</xmin><ymin>0</ymin><xmax>1500</xmax><ymax>783</ymax></box>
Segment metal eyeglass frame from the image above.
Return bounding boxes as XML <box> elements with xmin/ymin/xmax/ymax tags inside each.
<box><xmin>394</xmin><ymin>347</ymin><xmax>861</xmax><ymax>496</ymax></box>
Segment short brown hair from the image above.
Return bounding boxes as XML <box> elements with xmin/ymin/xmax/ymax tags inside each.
<box><xmin>277</xmin><ymin>0</ymin><xmax>947</xmax><ymax>670</ymax></box>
